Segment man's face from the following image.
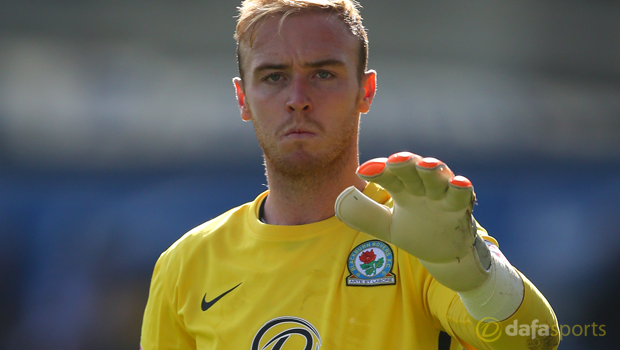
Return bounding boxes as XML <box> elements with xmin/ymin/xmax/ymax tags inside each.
<box><xmin>234</xmin><ymin>10</ymin><xmax>376</xmax><ymax>177</ymax></box>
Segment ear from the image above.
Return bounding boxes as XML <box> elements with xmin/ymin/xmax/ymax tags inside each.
<box><xmin>233</xmin><ymin>77</ymin><xmax>252</xmax><ymax>121</ymax></box>
<box><xmin>357</xmin><ymin>70</ymin><xmax>377</xmax><ymax>114</ymax></box>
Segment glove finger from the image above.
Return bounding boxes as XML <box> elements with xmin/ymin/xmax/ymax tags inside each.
<box><xmin>444</xmin><ymin>175</ymin><xmax>476</xmax><ymax>211</ymax></box>
<box><xmin>335</xmin><ymin>186</ymin><xmax>392</xmax><ymax>241</ymax></box>
<box><xmin>415</xmin><ymin>157</ymin><xmax>453</xmax><ymax>200</ymax></box>
<box><xmin>357</xmin><ymin>158</ymin><xmax>405</xmax><ymax>195</ymax></box>
<box><xmin>386</xmin><ymin>152</ymin><xmax>425</xmax><ymax>196</ymax></box>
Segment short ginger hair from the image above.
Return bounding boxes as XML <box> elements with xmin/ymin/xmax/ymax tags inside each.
<box><xmin>234</xmin><ymin>0</ymin><xmax>369</xmax><ymax>81</ymax></box>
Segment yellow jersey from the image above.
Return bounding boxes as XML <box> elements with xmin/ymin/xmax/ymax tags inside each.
<box><xmin>141</xmin><ymin>183</ymin><xmax>559</xmax><ymax>349</ymax></box>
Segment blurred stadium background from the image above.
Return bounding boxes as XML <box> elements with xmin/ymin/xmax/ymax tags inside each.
<box><xmin>1</xmin><ymin>1</ymin><xmax>619</xmax><ymax>349</ymax></box>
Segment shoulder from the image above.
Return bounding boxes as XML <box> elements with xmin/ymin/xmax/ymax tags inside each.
<box><xmin>145</xmin><ymin>200</ymin><xmax>256</xmax><ymax>307</ymax></box>
<box><xmin>157</xmin><ymin>201</ymin><xmax>251</xmax><ymax>268</ymax></box>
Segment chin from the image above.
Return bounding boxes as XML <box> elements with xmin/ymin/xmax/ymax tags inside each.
<box><xmin>268</xmin><ymin>146</ymin><xmax>352</xmax><ymax>179</ymax></box>
<box><xmin>272</xmin><ymin>152</ymin><xmax>322</xmax><ymax>176</ymax></box>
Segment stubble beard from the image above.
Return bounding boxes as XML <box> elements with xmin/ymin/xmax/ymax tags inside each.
<box><xmin>254</xmin><ymin>110</ymin><xmax>359</xmax><ymax>191</ymax></box>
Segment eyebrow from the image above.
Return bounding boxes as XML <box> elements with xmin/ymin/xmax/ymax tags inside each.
<box><xmin>303</xmin><ymin>59</ymin><xmax>346</xmax><ymax>69</ymax></box>
<box><xmin>253</xmin><ymin>59</ymin><xmax>346</xmax><ymax>75</ymax></box>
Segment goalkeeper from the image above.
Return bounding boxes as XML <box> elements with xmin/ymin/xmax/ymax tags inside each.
<box><xmin>141</xmin><ymin>1</ymin><xmax>559</xmax><ymax>349</ymax></box>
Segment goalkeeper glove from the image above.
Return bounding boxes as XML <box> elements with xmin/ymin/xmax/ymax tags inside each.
<box><xmin>335</xmin><ymin>152</ymin><xmax>523</xmax><ymax>320</ymax></box>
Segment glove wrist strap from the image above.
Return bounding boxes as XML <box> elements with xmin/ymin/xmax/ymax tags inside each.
<box><xmin>458</xmin><ymin>243</ymin><xmax>525</xmax><ymax>321</ymax></box>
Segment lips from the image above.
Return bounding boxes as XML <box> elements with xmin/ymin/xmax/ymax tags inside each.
<box><xmin>282</xmin><ymin>127</ymin><xmax>316</xmax><ymax>139</ymax></box>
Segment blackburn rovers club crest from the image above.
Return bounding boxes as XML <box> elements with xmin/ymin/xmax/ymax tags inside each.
<box><xmin>346</xmin><ymin>240</ymin><xmax>396</xmax><ymax>286</ymax></box>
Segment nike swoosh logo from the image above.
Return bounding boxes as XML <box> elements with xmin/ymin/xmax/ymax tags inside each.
<box><xmin>201</xmin><ymin>282</ymin><xmax>242</xmax><ymax>312</ymax></box>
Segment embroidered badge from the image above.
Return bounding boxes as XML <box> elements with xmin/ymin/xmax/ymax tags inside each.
<box><xmin>346</xmin><ymin>240</ymin><xmax>396</xmax><ymax>286</ymax></box>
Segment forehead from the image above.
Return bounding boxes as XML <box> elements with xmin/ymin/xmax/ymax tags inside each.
<box><xmin>242</xmin><ymin>11</ymin><xmax>359</xmax><ymax>73</ymax></box>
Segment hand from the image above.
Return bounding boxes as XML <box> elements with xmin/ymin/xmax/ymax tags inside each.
<box><xmin>335</xmin><ymin>152</ymin><xmax>490</xmax><ymax>291</ymax></box>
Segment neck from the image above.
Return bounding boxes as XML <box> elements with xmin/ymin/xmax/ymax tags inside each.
<box><xmin>261</xmin><ymin>151</ymin><xmax>366</xmax><ymax>226</ymax></box>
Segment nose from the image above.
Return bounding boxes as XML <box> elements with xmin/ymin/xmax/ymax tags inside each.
<box><xmin>286</xmin><ymin>77</ymin><xmax>312</xmax><ymax>113</ymax></box>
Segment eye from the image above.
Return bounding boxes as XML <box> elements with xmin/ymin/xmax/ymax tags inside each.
<box><xmin>265</xmin><ymin>73</ymin><xmax>283</xmax><ymax>82</ymax></box>
<box><xmin>316</xmin><ymin>71</ymin><xmax>333</xmax><ymax>79</ymax></box>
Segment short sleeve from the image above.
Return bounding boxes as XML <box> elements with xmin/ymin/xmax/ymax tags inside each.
<box><xmin>140</xmin><ymin>253</ymin><xmax>195</xmax><ymax>350</ymax></box>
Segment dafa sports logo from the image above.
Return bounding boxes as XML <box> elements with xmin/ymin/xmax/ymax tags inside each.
<box><xmin>476</xmin><ymin>318</ymin><xmax>560</xmax><ymax>343</ymax></box>
<box><xmin>251</xmin><ymin>316</ymin><xmax>321</xmax><ymax>350</ymax></box>
<box><xmin>476</xmin><ymin>317</ymin><xmax>598</xmax><ymax>344</ymax></box>
<box><xmin>346</xmin><ymin>240</ymin><xmax>396</xmax><ymax>286</ymax></box>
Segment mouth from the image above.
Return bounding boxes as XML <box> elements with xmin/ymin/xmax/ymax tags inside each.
<box><xmin>283</xmin><ymin>128</ymin><xmax>316</xmax><ymax>140</ymax></box>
